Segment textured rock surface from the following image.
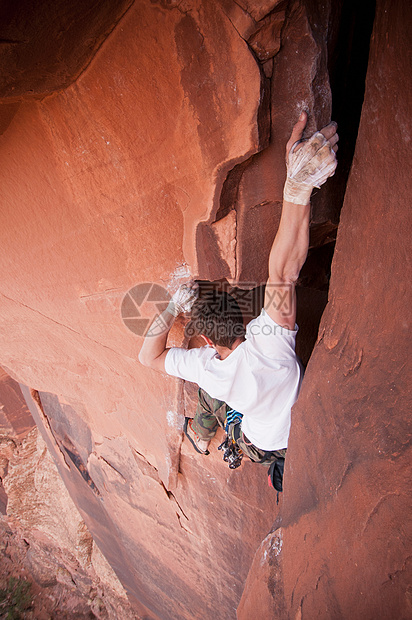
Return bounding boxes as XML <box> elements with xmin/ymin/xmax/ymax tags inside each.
<box><xmin>0</xmin><ymin>0</ymin><xmax>133</xmax><ymax>100</ymax></box>
<box><xmin>0</xmin><ymin>0</ymin><xmax>410</xmax><ymax>618</ymax></box>
<box><xmin>239</xmin><ymin>0</ymin><xmax>412</xmax><ymax>617</ymax></box>
<box><xmin>0</xmin><ymin>0</ymin><xmax>261</xmax><ymax>488</ymax></box>
<box><xmin>0</xmin><ymin>370</ymin><xmax>36</xmax><ymax>514</ymax></box>
<box><xmin>21</xmin><ymin>385</ymin><xmax>277</xmax><ymax>619</ymax></box>
<box><xmin>0</xmin><ymin>1</ymin><xmax>277</xmax><ymax>617</ymax></box>
<box><xmin>0</xmin><ymin>376</ymin><xmax>138</xmax><ymax>618</ymax></box>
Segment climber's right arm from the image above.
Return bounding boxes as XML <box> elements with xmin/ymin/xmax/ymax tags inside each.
<box><xmin>138</xmin><ymin>282</ymin><xmax>198</xmax><ymax>372</ymax></box>
<box><xmin>138</xmin><ymin>309</ymin><xmax>174</xmax><ymax>372</ymax></box>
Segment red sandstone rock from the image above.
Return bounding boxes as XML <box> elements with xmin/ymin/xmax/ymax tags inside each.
<box><xmin>195</xmin><ymin>0</ymin><xmax>339</xmax><ymax>287</ymax></box>
<box><xmin>232</xmin><ymin>0</ymin><xmax>336</xmax><ymax>286</ymax></box>
<box><xmin>247</xmin><ymin>8</ymin><xmax>286</xmax><ymax>62</ymax></box>
<box><xmin>0</xmin><ymin>376</ymin><xmax>136</xmax><ymax>618</ymax></box>
<box><xmin>0</xmin><ymin>0</ymin><xmax>133</xmax><ymax>99</ymax></box>
<box><xmin>239</xmin><ymin>0</ymin><xmax>412</xmax><ymax>617</ymax></box>
<box><xmin>0</xmin><ymin>371</ymin><xmax>34</xmax><ymax>440</ymax></box>
<box><xmin>237</xmin><ymin>0</ymin><xmax>285</xmax><ymax>23</ymax></box>
<box><xmin>2</xmin><ymin>0</ymin><xmax>408</xmax><ymax>617</ymax></box>
<box><xmin>21</xmin><ymin>385</ymin><xmax>277</xmax><ymax>619</ymax></box>
<box><xmin>0</xmin><ymin>1</ymin><xmax>276</xmax><ymax>617</ymax></box>
<box><xmin>0</xmin><ymin>372</ymin><xmax>35</xmax><ymax>514</ymax></box>
<box><xmin>0</xmin><ymin>0</ymin><xmax>261</xmax><ymax>488</ymax></box>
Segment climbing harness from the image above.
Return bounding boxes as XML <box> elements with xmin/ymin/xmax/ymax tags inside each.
<box><xmin>217</xmin><ymin>409</ymin><xmax>243</xmax><ymax>469</ymax></box>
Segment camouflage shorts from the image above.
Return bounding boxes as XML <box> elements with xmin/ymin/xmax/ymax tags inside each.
<box><xmin>191</xmin><ymin>388</ymin><xmax>286</xmax><ymax>464</ymax></box>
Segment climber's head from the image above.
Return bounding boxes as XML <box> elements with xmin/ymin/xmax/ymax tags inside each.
<box><xmin>185</xmin><ymin>290</ymin><xmax>245</xmax><ymax>349</ymax></box>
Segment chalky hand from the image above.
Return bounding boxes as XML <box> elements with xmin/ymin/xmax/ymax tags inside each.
<box><xmin>283</xmin><ymin>115</ymin><xmax>339</xmax><ymax>205</ymax></box>
<box><xmin>167</xmin><ymin>282</ymin><xmax>199</xmax><ymax>317</ymax></box>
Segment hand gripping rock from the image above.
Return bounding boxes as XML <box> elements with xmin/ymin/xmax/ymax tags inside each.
<box><xmin>283</xmin><ymin>131</ymin><xmax>337</xmax><ymax>205</ymax></box>
<box><xmin>167</xmin><ymin>282</ymin><xmax>199</xmax><ymax>317</ymax></box>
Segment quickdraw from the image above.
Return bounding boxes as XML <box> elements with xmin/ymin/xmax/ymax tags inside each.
<box><xmin>218</xmin><ymin>433</ymin><xmax>243</xmax><ymax>469</ymax></box>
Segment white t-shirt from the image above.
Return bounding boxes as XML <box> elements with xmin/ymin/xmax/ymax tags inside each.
<box><xmin>165</xmin><ymin>309</ymin><xmax>302</xmax><ymax>451</ymax></box>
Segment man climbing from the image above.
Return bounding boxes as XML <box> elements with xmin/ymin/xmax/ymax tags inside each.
<box><xmin>139</xmin><ymin>112</ymin><xmax>338</xmax><ymax>483</ymax></box>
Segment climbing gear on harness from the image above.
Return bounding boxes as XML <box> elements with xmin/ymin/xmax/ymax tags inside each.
<box><xmin>268</xmin><ymin>457</ymin><xmax>285</xmax><ymax>504</ymax></box>
<box><xmin>225</xmin><ymin>409</ymin><xmax>243</xmax><ymax>432</ymax></box>
<box><xmin>183</xmin><ymin>417</ymin><xmax>210</xmax><ymax>455</ymax></box>
<box><xmin>218</xmin><ymin>433</ymin><xmax>243</xmax><ymax>469</ymax></box>
<box><xmin>218</xmin><ymin>410</ymin><xmax>244</xmax><ymax>469</ymax></box>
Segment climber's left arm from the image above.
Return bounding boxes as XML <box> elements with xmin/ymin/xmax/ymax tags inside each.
<box><xmin>264</xmin><ymin>113</ymin><xmax>338</xmax><ymax>330</ymax></box>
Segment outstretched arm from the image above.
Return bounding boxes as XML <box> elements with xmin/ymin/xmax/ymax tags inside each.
<box><xmin>138</xmin><ymin>283</ymin><xmax>198</xmax><ymax>371</ymax></box>
<box><xmin>264</xmin><ymin>112</ymin><xmax>338</xmax><ymax>329</ymax></box>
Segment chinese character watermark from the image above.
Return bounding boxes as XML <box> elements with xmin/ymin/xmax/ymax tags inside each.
<box><xmin>121</xmin><ymin>281</ymin><xmax>294</xmax><ymax>337</ymax></box>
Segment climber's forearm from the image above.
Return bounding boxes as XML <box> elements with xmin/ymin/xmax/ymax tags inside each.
<box><xmin>267</xmin><ymin>111</ymin><xmax>338</xmax><ymax>286</ymax></box>
<box><xmin>268</xmin><ymin>200</ymin><xmax>310</xmax><ymax>285</ymax></box>
<box><xmin>138</xmin><ymin>282</ymin><xmax>199</xmax><ymax>371</ymax></box>
<box><xmin>264</xmin><ymin>112</ymin><xmax>337</xmax><ymax>329</ymax></box>
<box><xmin>138</xmin><ymin>309</ymin><xmax>174</xmax><ymax>367</ymax></box>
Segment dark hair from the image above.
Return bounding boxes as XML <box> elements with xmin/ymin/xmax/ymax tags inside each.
<box><xmin>185</xmin><ymin>290</ymin><xmax>245</xmax><ymax>348</ymax></box>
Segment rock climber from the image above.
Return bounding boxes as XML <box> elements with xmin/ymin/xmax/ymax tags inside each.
<box><xmin>139</xmin><ymin>112</ymin><xmax>339</xmax><ymax>483</ymax></box>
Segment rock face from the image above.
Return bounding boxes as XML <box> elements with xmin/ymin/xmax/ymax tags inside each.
<box><xmin>0</xmin><ymin>1</ymin><xmax>276</xmax><ymax>617</ymax></box>
<box><xmin>0</xmin><ymin>0</ymin><xmax>133</xmax><ymax>99</ymax></box>
<box><xmin>0</xmin><ymin>374</ymin><xmax>138</xmax><ymax>619</ymax></box>
<box><xmin>0</xmin><ymin>369</ymin><xmax>36</xmax><ymax>514</ymax></box>
<box><xmin>239</xmin><ymin>0</ymin><xmax>412</xmax><ymax>618</ymax></box>
<box><xmin>0</xmin><ymin>0</ymin><xmax>410</xmax><ymax>618</ymax></box>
